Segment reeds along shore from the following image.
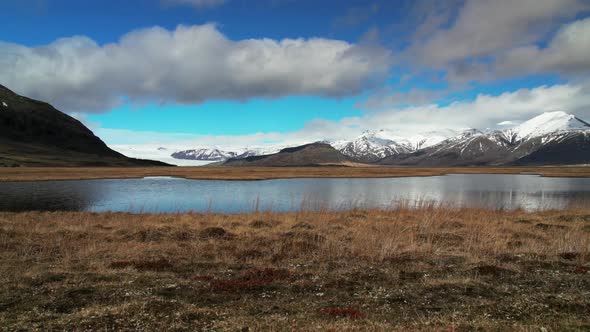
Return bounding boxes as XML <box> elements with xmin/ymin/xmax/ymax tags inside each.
<box><xmin>1</xmin><ymin>207</ymin><xmax>590</xmax><ymax>330</ymax></box>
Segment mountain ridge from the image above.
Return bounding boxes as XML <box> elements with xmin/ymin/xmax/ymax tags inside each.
<box><xmin>167</xmin><ymin>111</ymin><xmax>590</xmax><ymax>167</ymax></box>
<box><xmin>376</xmin><ymin>111</ymin><xmax>590</xmax><ymax>166</ymax></box>
<box><xmin>221</xmin><ymin>142</ymin><xmax>352</xmax><ymax>167</ymax></box>
<box><xmin>0</xmin><ymin>85</ymin><xmax>170</xmax><ymax>167</ymax></box>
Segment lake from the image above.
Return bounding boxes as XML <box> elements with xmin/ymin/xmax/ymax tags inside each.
<box><xmin>0</xmin><ymin>174</ymin><xmax>589</xmax><ymax>213</ymax></box>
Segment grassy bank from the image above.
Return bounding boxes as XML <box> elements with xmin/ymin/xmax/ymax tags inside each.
<box><xmin>1</xmin><ymin>208</ymin><xmax>589</xmax><ymax>331</ymax></box>
<box><xmin>1</xmin><ymin>165</ymin><xmax>590</xmax><ymax>182</ymax></box>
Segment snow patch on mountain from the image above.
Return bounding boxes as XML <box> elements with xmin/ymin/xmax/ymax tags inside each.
<box><xmin>508</xmin><ymin>111</ymin><xmax>590</xmax><ymax>141</ymax></box>
<box><xmin>332</xmin><ymin>128</ymin><xmax>458</xmax><ymax>161</ymax></box>
<box><xmin>172</xmin><ymin>148</ymin><xmax>237</xmax><ymax>161</ymax></box>
<box><xmin>332</xmin><ymin>131</ymin><xmax>411</xmax><ymax>161</ymax></box>
<box><xmin>170</xmin><ymin>145</ymin><xmax>285</xmax><ymax>161</ymax></box>
<box><xmin>498</xmin><ymin>120</ymin><xmax>516</xmax><ymax>126</ymax></box>
<box><xmin>400</xmin><ymin>129</ymin><xmax>457</xmax><ymax>150</ymax></box>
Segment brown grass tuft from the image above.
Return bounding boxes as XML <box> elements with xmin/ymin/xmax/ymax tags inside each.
<box><xmin>198</xmin><ymin>227</ymin><xmax>233</xmax><ymax>239</ymax></box>
<box><xmin>209</xmin><ymin>268</ymin><xmax>290</xmax><ymax>292</ymax></box>
<box><xmin>110</xmin><ymin>258</ymin><xmax>174</xmax><ymax>271</ymax></box>
<box><xmin>319</xmin><ymin>307</ymin><xmax>367</xmax><ymax>320</ymax></box>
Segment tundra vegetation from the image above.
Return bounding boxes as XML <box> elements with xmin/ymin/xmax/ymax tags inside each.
<box><xmin>1</xmin><ymin>206</ymin><xmax>589</xmax><ymax>331</ymax></box>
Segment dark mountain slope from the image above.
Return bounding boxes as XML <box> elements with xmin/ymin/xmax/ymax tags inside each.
<box><xmin>376</xmin><ymin>131</ymin><xmax>516</xmax><ymax>166</ymax></box>
<box><xmin>512</xmin><ymin>132</ymin><xmax>590</xmax><ymax>165</ymax></box>
<box><xmin>0</xmin><ymin>84</ymin><xmax>169</xmax><ymax>166</ymax></box>
<box><xmin>376</xmin><ymin>112</ymin><xmax>590</xmax><ymax>167</ymax></box>
<box><xmin>222</xmin><ymin>143</ymin><xmax>351</xmax><ymax>166</ymax></box>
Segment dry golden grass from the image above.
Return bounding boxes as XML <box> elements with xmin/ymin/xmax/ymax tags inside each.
<box><xmin>1</xmin><ymin>208</ymin><xmax>589</xmax><ymax>330</ymax></box>
<box><xmin>0</xmin><ymin>165</ymin><xmax>589</xmax><ymax>182</ymax></box>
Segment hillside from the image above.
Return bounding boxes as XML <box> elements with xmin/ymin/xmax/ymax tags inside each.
<box><xmin>222</xmin><ymin>142</ymin><xmax>351</xmax><ymax>167</ymax></box>
<box><xmin>0</xmin><ymin>85</ymin><xmax>169</xmax><ymax>167</ymax></box>
<box><xmin>511</xmin><ymin>132</ymin><xmax>590</xmax><ymax>165</ymax></box>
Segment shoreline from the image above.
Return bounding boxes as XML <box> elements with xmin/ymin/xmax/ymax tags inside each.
<box><xmin>1</xmin><ymin>165</ymin><xmax>590</xmax><ymax>182</ymax></box>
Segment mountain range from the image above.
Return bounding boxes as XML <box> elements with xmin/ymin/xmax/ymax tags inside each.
<box><xmin>171</xmin><ymin>111</ymin><xmax>590</xmax><ymax>166</ymax></box>
<box><xmin>171</xmin><ymin>146</ymin><xmax>280</xmax><ymax>162</ymax></box>
<box><xmin>2</xmin><ymin>83</ymin><xmax>587</xmax><ymax>167</ymax></box>
<box><xmin>378</xmin><ymin>111</ymin><xmax>590</xmax><ymax>166</ymax></box>
<box><xmin>331</xmin><ymin>129</ymin><xmax>455</xmax><ymax>163</ymax></box>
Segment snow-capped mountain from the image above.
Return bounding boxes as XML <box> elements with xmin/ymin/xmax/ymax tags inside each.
<box><xmin>338</xmin><ymin>111</ymin><xmax>590</xmax><ymax>165</ymax></box>
<box><xmin>332</xmin><ymin>129</ymin><xmax>457</xmax><ymax>162</ymax></box>
<box><xmin>506</xmin><ymin>111</ymin><xmax>590</xmax><ymax>142</ymax></box>
<box><xmin>378</xmin><ymin>111</ymin><xmax>590</xmax><ymax>166</ymax></box>
<box><xmin>114</xmin><ymin>111</ymin><xmax>590</xmax><ymax>166</ymax></box>
<box><xmin>112</xmin><ymin>144</ymin><xmax>284</xmax><ymax>165</ymax></box>
<box><xmin>111</xmin><ymin>144</ymin><xmax>215</xmax><ymax>166</ymax></box>
<box><xmin>168</xmin><ymin>128</ymin><xmax>459</xmax><ymax>164</ymax></box>
<box><xmin>332</xmin><ymin>131</ymin><xmax>413</xmax><ymax>162</ymax></box>
<box><xmin>401</xmin><ymin>130</ymin><xmax>457</xmax><ymax>150</ymax></box>
<box><xmin>171</xmin><ymin>146</ymin><xmax>282</xmax><ymax>161</ymax></box>
<box><xmin>171</xmin><ymin>148</ymin><xmax>240</xmax><ymax>161</ymax></box>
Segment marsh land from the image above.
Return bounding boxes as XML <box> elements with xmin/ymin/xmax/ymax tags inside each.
<box><xmin>1</xmin><ymin>208</ymin><xmax>589</xmax><ymax>331</ymax></box>
<box><xmin>1</xmin><ymin>166</ymin><xmax>590</xmax><ymax>182</ymax></box>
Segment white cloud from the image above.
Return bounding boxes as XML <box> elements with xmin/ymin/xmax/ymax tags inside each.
<box><xmin>440</xmin><ymin>17</ymin><xmax>590</xmax><ymax>82</ymax></box>
<box><xmin>407</xmin><ymin>0</ymin><xmax>463</xmax><ymax>41</ymax></box>
<box><xmin>0</xmin><ymin>24</ymin><xmax>391</xmax><ymax>113</ymax></box>
<box><xmin>497</xmin><ymin>121</ymin><xmax>517</xmax><ymax>126</ymax></box>
<box><xmin>101</xmin><ymin>82</ymin><xmax>590</xmax><ymax>150</ymax></box>
<box><xmin>410</xmin><ymin>0</ymin><xmax>588</xmax><ymax>66</ymax></box>
<box><xmin>495</xmin><ymin>17</ymin><xmax>590</xmax><ymax>77</ymax></box>
<box><xmin>403</xmin><ymin>0</ymin><xmax>590</xmax><ymax>84</ymax></box>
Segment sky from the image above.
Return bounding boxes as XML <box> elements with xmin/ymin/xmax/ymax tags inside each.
<box><xmin>1</xmin><ymin>0</ymin><xmax>590</xmax><ymax>151</ymax></box>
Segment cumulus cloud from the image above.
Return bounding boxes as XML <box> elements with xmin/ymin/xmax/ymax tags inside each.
<box><xmin>402</xmin><ymin>0</ymin><xmax>590</xmax><ymax>84</ymax></box>
<box><xmin>440</xmin><ymin>17</ymin><xmax>590</xmax><ymax>82</ymax></box>
<box><xmin>0</xmin><ymin>24</ymin><xmax>391</xmax><ymax>113</ymax></box>
<box><xmin>495</xmin><ymin>17</ymin><xmax>590</xmax><ymax>77</ymax></box>
<box><xmin>410</xmin><ymin>0</ymin><xmax>588</xmax><ymax>66</ymax></box>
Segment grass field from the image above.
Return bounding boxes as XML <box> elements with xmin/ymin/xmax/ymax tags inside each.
<box><xmin>1</xmin><ymin>207</ymin><xmax>589</xmax><ymax>331</ymax></box>
<box><xmin>0</xmin><ymin>165</ymin><xmax>590</xmax><ymax>182</ymax></box>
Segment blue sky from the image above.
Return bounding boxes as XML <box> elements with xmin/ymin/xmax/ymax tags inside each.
<box><xmin>1</xmin><ymin>0</ymin><xmax>589</xmax><ymax>146</ymax></box>
<box><xmin>94</xmin><ymin>96</ymin><xmax>362</xmax><ymax>135</ymax></box>
<box><xmin>1</xmin><ymin>0</ymin><xmax>410</xmax><ymax>44</ymax></box>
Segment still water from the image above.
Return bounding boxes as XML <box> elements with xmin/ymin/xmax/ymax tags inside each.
<box><xmin>0</xmin><ymin>174</ymin><xmax>589</xmax><ymax>213</ymax></box>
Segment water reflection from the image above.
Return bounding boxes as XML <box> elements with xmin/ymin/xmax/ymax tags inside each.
<box><xmin>0</xmin><ymin>174</ymin><xmax>589</xmax><ymax>213</ymax></box>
